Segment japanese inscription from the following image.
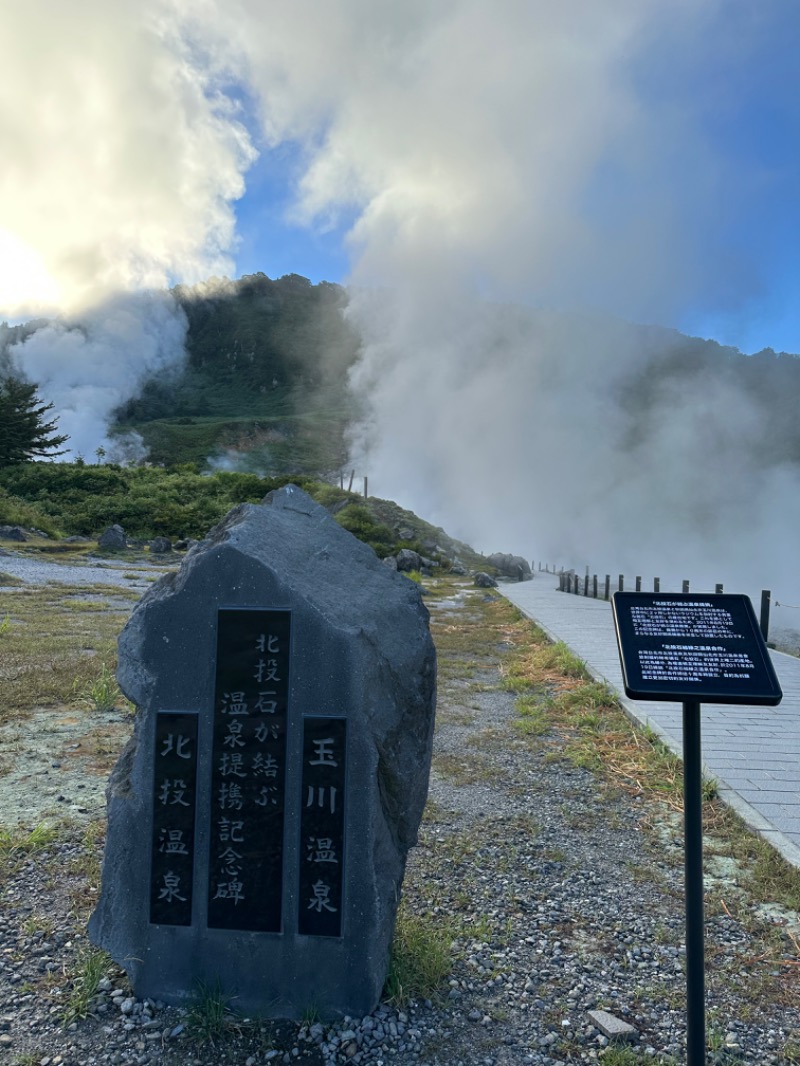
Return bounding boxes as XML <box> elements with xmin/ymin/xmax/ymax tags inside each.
<box><xmin>208</xmin><ymin>609</ymin><xmax>291</xmax><ymax>932</ymax></box>
<box><xmin>612</xmin><ymin>593</ymin><xmax>782</xmax><ymax>705</ymax></box>
<box><xmin>299</xmin><ymin>717</ymin><xmax>347</xmax><ymax>938</ymax></box>
<box><xmin>150</xmin><ymin>711</ymin><xmax>199</xmax><ymax>926</ymax></box>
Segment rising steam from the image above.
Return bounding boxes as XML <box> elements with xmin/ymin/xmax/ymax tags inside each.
<box><xmin>2</xmin><ymin>2</ymin><xmax>799</xmax><ymax>614</ymax></box>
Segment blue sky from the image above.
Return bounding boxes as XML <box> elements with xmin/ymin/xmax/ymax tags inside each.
<box><xmin>223</xmin><ymin>2</ymin><xmax>800</xmax><ymax>356</ymax></box>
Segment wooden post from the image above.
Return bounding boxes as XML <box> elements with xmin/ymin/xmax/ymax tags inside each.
<box><xmin>654</xmin><ymin>577</ymin><xmax>660</xmax><ymax>593</ymax></box>
<box><xmin>635</xmin><ymin>576</ymin><xmax>642</xmax><ymax>592</ymax></box>
<box><xmin>593</xmin><ymin>575</ymin><xmax>598</xmax><ymax>598</ymax></box>
<box><xmin>347</xmin><ymin>470</ymin><xmax>355</xmax><ymax>492</ymax></box>
<box><xmin>683</xmin><ymin>580</ymin><xmax>690</xmax><ymax>594</ymax></box>
<box><xmin>760</xmin><ymin>591</ymin><xmax>771</xmax><ymax>642</ymax></box>
<box><xmin>618</xmin><ymin>574</ymin><xmax>624</xmax><ymax>593</ymax></box>
<box><xmin>604</xmin><ymin>575</ymin><xmax>610</xmax><ymax>601</ymax></box>
<box><xmin>364</xmin><ymin>476</ymin><xmax>368</xmax><ymax>499</ymax></box>
<box><xmin>715</xmin><ymin>584</ymin><xmax>723</xmax><ymax>594</ymax></box>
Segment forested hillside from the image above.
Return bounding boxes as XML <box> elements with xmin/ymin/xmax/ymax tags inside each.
<box><xmin>112</xmin><ymin>273</ymin><xmax>362</xmax><ymax>470</ymax></box>
<box><xmin>4</xmin><ymin>273</ymin><xmax>800</xmax><ymax>483</ymax></box>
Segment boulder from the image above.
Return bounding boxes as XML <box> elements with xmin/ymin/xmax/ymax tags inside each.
<box><xmin>0</xmin><ymin>525</ymin><xmax>28</xmax><ymax>542</ymax></box>
<box><xmin>148</xmin><ymin>537</ymin><xmax>172</xmax><ymax>554</ymax></box>
<box><xmin>90</xmin><ymin>485</ymin><xmax>436</xmax><ymax>1020</ymax></box>
<box><xmin>98</xmin><ymin>524</ymin><xmax>127</xmax><ymax>550</ymax></box>
<box><xmin>396</xmin><ymin>548</ymin><xmax>422</xmax><ymax>572</ymax></box>
<box><xmin>474</xmin><ymin>572</ymin><xmax>498</xmax><ymax>588</ymax></box>
<box><xmin>487</xmin><ymin>553</ymin><xmax>532</xmax><ymax>581</ymax></box>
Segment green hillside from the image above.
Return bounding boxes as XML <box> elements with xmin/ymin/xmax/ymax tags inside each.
<box><xmin>0</xmin><ymin>462</ymin><xmax>484</xmax><ymax>571</ymax></box>
<box><xmin>112</xmin><ymin>273</ymin><xmax>361</xmax><ymax>473</ymax></box>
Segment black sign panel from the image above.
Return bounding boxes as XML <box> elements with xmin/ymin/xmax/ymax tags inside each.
<box><xmin>208</xmin><ymin>608</ymin><xmax>291</xmax><ymax>932</ymax></box>
<box><xmin>298</xmin><ymin>717</ymin><xmax>347</xmax><ymax>938</ymax></box>
<box><xmin>612</xmin><ymin>592</ymin><xmax>782</xmax><ymax>705</ymax></box>
<box><xmin>150</xmin><ymin>711</ymin><xmax>199</xmax><ymax>926</ymax></box>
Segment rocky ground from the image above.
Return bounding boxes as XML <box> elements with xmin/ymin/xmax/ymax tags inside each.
<box><xmin>0</xmin><ymin>565</ymin><xmax>799</xmax><ymax>1065</ymax></box>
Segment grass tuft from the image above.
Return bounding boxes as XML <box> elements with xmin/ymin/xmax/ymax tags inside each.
<box><xmin>74</xmin><ymin>663</ymin><xmax>121</xmax><ymax>712</ymax></box>
<box><xmin>384</xmin><ymin>906</ymin><xmax>455</xmax><ymax>1006</ymax></box>
<box><xmin>61</xmin><ymin>946</ymin><xmax>111</xmax><ymax>1025</ymax></box>
<box><xmin>187</xmin><ymin>980</ymin><xmax>237</xmax><ymax>1044</ymax></box>
<box><xmin>0</xmin><ymin>823</ymin><xmax>58</xmax><ymax>873</ymax></box>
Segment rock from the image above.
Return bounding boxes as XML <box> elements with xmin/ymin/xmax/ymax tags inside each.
<box><xmin>0</xmin><ymin>525</ymin><xmax>28</xmax><ymax>542</ymax></box>
<box><xmin>587</xmin><ymin>1009</ymin><xmax>638</xmax><ymax>1043</ymax></box>
<box><xmin>63</xmin><ymin>535</ymin><xmax>91</xmax><ymax>544</ymax></box>
<box><xmin>487</xmin><ymin>553</ymin><xmax>532</xmax><ymax>581</ymax></box>
<box><xmin>97</xmin><ymin>525</ymin><xmax>127</xmax><ymax>550</ymax></box>
<box><xmin>148</xmin><ymin>537</ymin><xmax>172</xmax><ymax>554</ymax></box>
<box><xmin>90</xmin><ymin>485</ymin><xmax>436</xmax><ymax>1021</ymax></box>
<box><xmin>474</xmin><ymin>572</ymin><xmax>498</xmax><ymax>589</ymax></box>
<box><xmin>396</xmin><ymin>548</ymin><xmax>422</xmax><ymax>572</ymax></box>
<box><xmin>382</xmin><ymin>556</ymin><xmax>398</xmax><ymax>571</ymax></box>
<box><xmin>450</xmin><ymin>564</ymin><xmax>467</xmax><ymax>576</ymax></box>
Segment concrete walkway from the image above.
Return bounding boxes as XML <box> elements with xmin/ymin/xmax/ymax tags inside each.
<box><xmin>500</xmin><ymin>574</ymin><xmax>800</xmax><ymax>870</ymax></box>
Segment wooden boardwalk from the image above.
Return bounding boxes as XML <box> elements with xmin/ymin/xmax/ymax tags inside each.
<box><xmin>500</xmin><ymin>575</ymin><xmax>800</xmax><ymax>870</ymax></box>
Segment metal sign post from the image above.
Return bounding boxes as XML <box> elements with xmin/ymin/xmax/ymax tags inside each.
<box><xmin>611</xmin><ymin>592</ymin><xmax>782</xmax><ymax>1066</ymax></box>
<box><xmin>682</xmin><ymin>699</ymin><xmax>705</xmax><ymax>1064</ymax></box>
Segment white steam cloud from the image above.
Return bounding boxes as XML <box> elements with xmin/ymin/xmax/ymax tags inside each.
<box><xmin>4</xmin><ymin>292</ymin><xmax>188</xmax><ymax>461</ymax></box>
<box><xmin>0</xmin><ymin>0</ymin><xmax>254</xmax><ymax>315</ymax></box>
<box><xmin>2</xmin><ymin>1</ymin><xmax>799</xmax><ymax>623</ymax></box>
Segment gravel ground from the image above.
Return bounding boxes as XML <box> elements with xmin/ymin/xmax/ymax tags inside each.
<box><xmin>0</xmin><ymin>550</ymin><xmax>171</xmax><ymax>593</ymax></box>
<box><xmin>0</xmin><ymin>566</ymin><xmax>799</xmax><ymax>1065</ymax></box>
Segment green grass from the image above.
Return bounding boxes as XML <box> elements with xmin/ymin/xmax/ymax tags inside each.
<box><xmin>74</xmin><ymin>662</ymin><xmax>121</xmax><ymax>712</ymax></box>
<box><xmin>61</xmin><ymin>946</ymin><xmax>111</xmax><ymax>1025</ymax></box>
<box><xmin>186</xmin><ymin>980</ymin><xmax>238</xmax><ymax>1044</ymax></box>
<box><xmin>0</xmin><ymin>583</ymin><xmax>133</xmax><ymax>721</ymax></box>
<box><xmin>598</xmin><ymin>1050</ymin><xmax>648</xmax><ymax>1065</ymax></box>
<box><xmin>384</xmin><ymin>907</ymin><xmax>455</xmax><ymax>1006</ymax></box>
<box><xmin>0</xmin><ymin>823</ymin><xmax>58</xmax><ymax>876</ymax></box>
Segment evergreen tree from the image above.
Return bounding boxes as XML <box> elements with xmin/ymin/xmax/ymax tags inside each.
<box><xmin>0</xmin><ymin>376</ymin><xmax>69</xmax><ymax>465</ymax></box>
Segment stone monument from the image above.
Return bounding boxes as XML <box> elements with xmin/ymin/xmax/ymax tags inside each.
<box><xmin>89</xmin><ymin>485</ymin><xmax>436</xmax><ymax>1018</ymax></box>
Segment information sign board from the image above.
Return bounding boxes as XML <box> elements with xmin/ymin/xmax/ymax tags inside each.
<box><xmin>612</xmin><ymin>592</ymin><xmax>782</xmax><ymax>705</ymax></box>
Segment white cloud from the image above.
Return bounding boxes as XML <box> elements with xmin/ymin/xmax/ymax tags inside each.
<box><xmin>0</xmin><ymin>0</ymin><xmax>255</xmax><ymax>317</ymax></box>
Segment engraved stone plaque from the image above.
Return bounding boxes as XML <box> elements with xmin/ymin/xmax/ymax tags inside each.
<box><xmin>208</xmin><ymin>608</ymin><xmax>291</xmax><ymax>932</ymax></box>
<box><xmin>150</xmin><ymin>711</ymin><xmax>198</xmax><ymax>926</ymax></box>
<box><xmin>299</xmin><ymin>717</ymin><xmax>347</xmax><ymax>938</ymax></box>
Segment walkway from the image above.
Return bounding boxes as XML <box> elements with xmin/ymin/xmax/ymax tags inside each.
<box><xmin>500</xmin><ymin>575</ymin><xmax>800</xmax><ymax>870</ymax></box>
